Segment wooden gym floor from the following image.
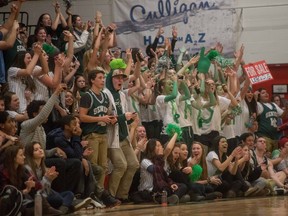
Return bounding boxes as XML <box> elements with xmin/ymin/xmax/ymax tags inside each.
<box><xmin>68</xmin><ymin>196</ymin><xmax>288</xmax><ymax>216</ymax></box>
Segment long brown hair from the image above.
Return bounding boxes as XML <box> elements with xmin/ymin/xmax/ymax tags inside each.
<box><xmin>24</xmin><ymin>141</ymin><xmax>46</xmax><ymax>180</ymax></box>
<box><xmin>3</xmin><ymin>144</ymin><xmax>25</xmax><ymax>188</ymax></box>
<box><xmin>166</xmin><ymin>143</ymin><xmax>181</xmax><ymax>171</ymax></box>
<box><xmin>143</xmin><ymin>138</ymin><xmax>160</xmax><ymax>161</ymax></box>
<box><xmin>191</xmin><ymin>141</ymin><xmax>208</xmax><ymax>180</ymax></box>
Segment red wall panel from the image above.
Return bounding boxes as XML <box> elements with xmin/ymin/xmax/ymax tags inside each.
<box><xmin>252</xmin><ymin>64</ymin><xmax>288</xmax><ymax>100</ymax></box>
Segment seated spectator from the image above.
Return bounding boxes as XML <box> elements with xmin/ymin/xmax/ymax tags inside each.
<box><xmin>272</xmin><ymin>136</ymin><xmax>288</xmax><ymax>177</ymax></box>
<box><xmin>186</xmin><ymin>142</ymin><xmax>223</xmax><ymax>200</ymax></box>
<box><xmin>0</xmin><ymin>144</ymin><xmax>62</xmax><ymax>215</ymax></box>
<box><xmin>19</xmin><ymin>83</ymin><xmax>82</xmax><ymax>195</ymax></box>
<box><xmin>24</xmin><ymin>141</ymin><xmax>91</xmax><ymax>214</ymax></box>
<box><xmin>46</xmin><ymin>114</ymin><xmax>120</xmax><ymax>208</ymax></box>
<box><xmin>238</xmin><ymin>142</ymin><xmax>269</xmax><ymax>196</ymax></box>
<box><xmin>138</xmin><ymin>133</ymin><xmax>186</xmax><ymax>205</ymax></box>
<box><xmin>206</xmin><ymin>136</ymin><xmax>255</xmax><ymax>198</ymax></box>
<box><xmin>250</xmin><ymin>136</ymin><xmax>288</xmax><ymax>194</ymax></box>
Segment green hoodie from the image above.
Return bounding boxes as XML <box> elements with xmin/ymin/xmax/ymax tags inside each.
<box><xmin>105</xmin><ymin>71</ymin><xmax>130</xmax><ymax>142</ymax></box>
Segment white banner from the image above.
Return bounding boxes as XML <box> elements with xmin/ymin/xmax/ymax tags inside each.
<box><xmin>112</xmin><ymin>0</ymin><xmax>240</xmax><ymax>57</ymax></box>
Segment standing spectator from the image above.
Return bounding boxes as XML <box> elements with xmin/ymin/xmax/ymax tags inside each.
<box><xmin>256</xmin><ymin>88</ymin><xmax>288</xmax><ymax>153</ymax></box>
<box><xmin>7</xmin><ymin>46</ymin><xmax>43</xmax><ymax>113</ymax></box>
<box><xmin>0</xmin><ymin>0</ymin><xmax>25</xmax><ymax>86</ymax></box>
<box><xmin>3</xmin><ymin>21</ymin><xmax>27</xmax><ymax>72</ymax></box>
<box><xmin>79</xmin><ymin>69</ymin><xmax>113</xmax><ymax>188</ymax></box>
<box><xmin>104</xmin><ymin>59</ymin><xmax>139</xmax><ymax>202</ymax></box>
<box><xmin>27</xmin><ymin>2</ymin><xmax>67</xmax><ymax>49</ymax></box>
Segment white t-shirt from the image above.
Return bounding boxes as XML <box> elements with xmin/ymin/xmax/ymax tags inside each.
<box><xmin>177</xmin><ymin>94</ymin><xmax>194</xmax><ymax>128</ymax></box>
<box><xmin>123</xmin><ymin>89</ymin><xmax>139</xmax><ymax>114</ymax></box>
<box><xmin>156</xmin><ymin>95</ymin><xmax>179</xmax><ymax>127</ymax></box>
<box><xmin>233</xmin><ymin>99</ymin><xmax>250</xmax><ymax>137</ymax></box>
<box><xmin>138</xmin><ymin>159</ymin><xmax>154</xmax><ymax>192</ymax></box>
<box><xmin>206</xmin><ymin>151</ymin><xmax>221</xmax><ymax>177</ymax></box>
<box><xmin>194</xmin><ymin>96</ymin><xmax>231</xmax><ymax>135</ymax></box>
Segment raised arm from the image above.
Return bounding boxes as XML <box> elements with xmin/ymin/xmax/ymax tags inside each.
<box><xmin>163</xmin><ymin>133</ymin><xmax>178</xmax><ymax>159</ymax></box>
<box><xmin>1</xmin><ymin>1</ymin><xmax>22</xmax><ymax>36</ymax></box>
<box><xmin>16</xmin><ymin>44</ymin><xmax>41</xmax><ymax>77</ymax></box>
<box><xmin>177</xmin><ymin>55</ymin><xmax>200</xmax><ymax>76</ymax></box>
<box><xmin>212</xmin><ymin>147</ymin><xmax>241</xmax><ymax>172</ymax></box>
<box><xmin>164</xmin><ymin>76</ymin><xmax>178</xmax><ymax>102</ymax></box>
<box><xmin>62</xmin><ymin>30</ymin><xmax>75</xmax><ymax>72</ymax></box>
<box><xmin>124</xmin><ymin>48</ymin><xmax>133</xmax><ymax>78</ymax></box>
<box><xmin>0</xmin><ymin>21</ymin><xmax>18</xmax><ymax>50</ymax></box>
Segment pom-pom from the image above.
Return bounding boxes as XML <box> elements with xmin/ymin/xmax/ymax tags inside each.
<box><xmin>42</xmin><ymin>44</ymin><xmax>57</xmax><ymax>56</ymax></box>
<box><xmin>214</xmin><ymin>56</ymin><xmax>234</xmax><ymax>68</ymax></box>
<box><xmin>188</xmin><ymin>164</ymin><xmax>203</xmax><ymax>182</ymax></box>
<box><xmin>165</xmin><ymin>123</ymin><xmax>182</xmax><ymax>140</ymax></box>
<box><xmin>206</xmin><ymin>50</ymin><xmax>220</xmax><ymax>61</ymax></box>
<box><xmin>109</xmin><ymin>58</ymin><xmax>127</xmax><ymax>70</ymax></box>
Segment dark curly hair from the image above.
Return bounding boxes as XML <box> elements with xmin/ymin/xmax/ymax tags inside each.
<box><xmin>26</xmin><ymin>100</ymin><xmax>46</xmax><ymax>119</ymax></box>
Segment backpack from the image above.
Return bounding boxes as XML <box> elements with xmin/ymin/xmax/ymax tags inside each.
<box><xmin>0</xmin><ymin>185</ymin><xmax>23</xmax><ymax>216</ymax></box>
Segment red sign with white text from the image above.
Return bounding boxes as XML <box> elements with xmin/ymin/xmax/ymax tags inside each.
<box><xmin>243</xmin><ymin>60</ymin><xmax>273</xmax><ymax>85</ymax></box>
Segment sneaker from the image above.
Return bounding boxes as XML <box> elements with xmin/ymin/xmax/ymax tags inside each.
<box><xmin>225</xmin><ymin>190</ymin><xmax>236</xmax><ymax>198</ymax></box>
<box><xmin>101</xmin><ymin>192</ymin><xmax>121</xmax><ymax>208</ymax></box>
<box><xmin>190</xmin><ymin>194</ymin><xmax>205</xmax><ymax>202</ymax></box>
<box><xmin>205</xmin><ymin>192</ymin><xmax>223</xmax><ymax>200</ymax></box>
<box><xmin>244</xmin><ymin>187</ymin><xmax>259</xmax><ymax>197</ymax></box>
<box><xmin>58</xmin><ymin>205</ymin><xmax>69</xmax><ymax>214</ymax></box>
<box><xmin>274</xmin><ymin>187</ymin><xmax>285</xmax><ymax>196</ymax></box>
<box><xmin>90</xmin><ymin>199</ymin><xmax>106</xmax><ymax>209</ymax></box>
<box><xmin>236</xmin><ymin>191</ymin><xmax>244</xmax><ymax>197</ymax></box>
<box><xmin>179</xmin><ymin>194</ymin><xmax>190</xmax><ymax>203</ymax></box>
<box><xmin>167</xmin><ymin>194</ymin><xmax>179</xmax><ymax>205</ymax></box>
<box><xmin>43</xmin><ymin>207</ymin><xmax>62</xmax><ymax>216</ymax></box>
<box><xmin>253</xmin><ymin>188</ymin><xmax>270</xmax><ymax>197</ymax></box>
<box><xmin>90</xmin><ymin>193</ymin><xmax>106</xmax><ymax>208</ymax></box>
<box><xmin>42</xmin><ymin>196</ymin><xmax>62</xmax><ymax>215</ymax></box>
<box><xmin>152</xmin><ymin>193</ymin><xmax>161</xmax><ymax>204</ymax></box>
<box><xmin>72</xmin><ymin>198</ymin><xmax>92</xmax><ymax>211</ymax></box>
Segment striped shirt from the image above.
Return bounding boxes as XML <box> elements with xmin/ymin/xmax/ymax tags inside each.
<box><xmin>138</xmin><ymin>159</ymin><xmax>154</xmax><ymax>192</ymax></box>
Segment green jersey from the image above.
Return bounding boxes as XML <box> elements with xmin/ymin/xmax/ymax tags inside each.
<box><xmin>80</xmin><ymin>90</ymin><xmax>110</xmax><ymax>136</ymax></box>
<box><xmin>257</xmin><ymin>103</ymin><xmax>278</xmax><ymax>140</ymax></box>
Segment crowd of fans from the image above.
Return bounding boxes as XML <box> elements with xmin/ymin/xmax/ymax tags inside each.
<box><xmin>1</xmin><ymin>0</ymin><xmax>288</xmax><ymax>215</ymax></box>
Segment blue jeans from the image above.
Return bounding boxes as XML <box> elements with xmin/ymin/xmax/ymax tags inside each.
<box><xmin>47</xmin><ymin>190</ymin><xmax>74</xmax><ymax>208</ymax></box>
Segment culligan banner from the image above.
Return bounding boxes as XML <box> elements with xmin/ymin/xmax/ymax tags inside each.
<box><xmin>112</xmin><ymin>0</ymin><xmax>239</xmax><ymax>57</ymax></box>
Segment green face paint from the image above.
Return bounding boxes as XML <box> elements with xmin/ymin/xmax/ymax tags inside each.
<box><xmin>164</xmin><ymin>80</ymin><xmax>173</xmax><ymax>94</ymax></box>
